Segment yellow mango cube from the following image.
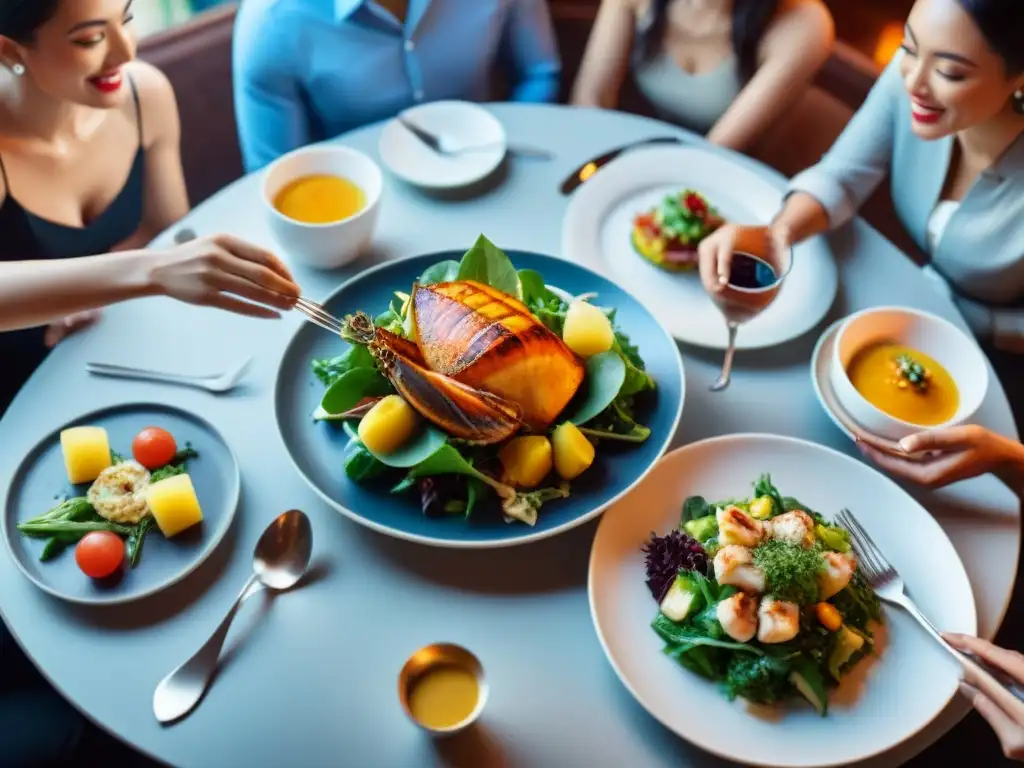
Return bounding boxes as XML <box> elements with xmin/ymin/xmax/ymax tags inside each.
<box><xmin>147</xmin><ymin>474</ymin><xmax>204</xmax><ymax>538</ymax></box>
<box><xmin>562</xmin><ymin>300</ymin><xmax>614</xmax><ymax>358</ymax></box>
<box><xmin>551</xmin><ymin>422</ymin><xmax>595</xmax><ymax>480</ymax></box>
<box><xmin>60</xmin><ymin>426</ymin><xmax>113</xmax><ymax>485</ymax></box>
<box><xmin>498</xmin><ymin>436</ymin><xmax>553</xmax><ymax>489</ymax></box>
<box><xmin>358</xmin><ymin>395</ymin><xmax>419</xmax><ymax>455</ymax></box>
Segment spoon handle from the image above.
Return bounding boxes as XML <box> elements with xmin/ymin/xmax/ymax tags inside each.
<box><xmin>710</xmin><ymin>323</ymin><xmax>739</xmax><ymax>392</ymax></box>
<box><xmin>153</xmin><ymin>574</ymin><xmax>263</xmax><ymax>724</ymax></box>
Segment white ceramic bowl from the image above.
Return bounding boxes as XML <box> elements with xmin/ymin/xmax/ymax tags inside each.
<box><xmin>262</xmin><ymin>145</ymin><xmax>383</xmax><ymax>269</ymax></box>
<box><xmin>829</xmin><ymin>306</ymin><xmax>989</xmax><ymax>441</ymax></box>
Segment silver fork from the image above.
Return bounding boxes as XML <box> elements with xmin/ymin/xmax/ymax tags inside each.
<box><xmin>85</xmin><ymin>358</ymin><xmax>253</xmax><ymax>393</ymax></box>
<box><xmin>838</xmin><ymin>508</ymin><xmax>1024</xmax><ymax>714</ymax></box>
<box><xmin>396</xmin><ymin>115</ymin><xmax>553</xmax><ymax>160</ymax></box>
<box><xmin>293</xmin><ymin>297</ymin><xmax>343</xmax><ymax>335</ymax></box>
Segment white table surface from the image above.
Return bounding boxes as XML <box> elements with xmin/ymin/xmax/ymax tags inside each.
<box><xmin>1</xmin><ymin>104</ymin><xmax>1019</xmax><ymax>768</ymax></box>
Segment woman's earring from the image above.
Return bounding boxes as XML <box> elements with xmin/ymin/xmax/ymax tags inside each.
<box><xmin>11</xmin><ymin>63</ymin><xmax>24</xmax><ymax>76</ymax></box>
<box><xmin>1015</xmin><ymin>90</ymin><xmax>1024</xmax><ymax>116</ymax></box>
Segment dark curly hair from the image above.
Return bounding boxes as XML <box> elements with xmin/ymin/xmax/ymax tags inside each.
<box><xmin>0</xmin><ymin>0</ymin><xmax>61</xmax><ymax>43</ymax></box>
<box><xmin>956</xmin><ymin>0</ymin><xmax>1024</xmax><ymax>73</ymax></box>
<box><xmin>635</xmin><ymin>0</ymin><xmax>781</xmax><ymax>84</ymax></box>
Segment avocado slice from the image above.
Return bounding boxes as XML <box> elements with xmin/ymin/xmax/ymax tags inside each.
<box><xmin>659</xmin><ymin>573</ymin><xmax>704</xmax><ymax>622</ymax></box>
<box><xmin>683</xmin><ymin>515</ymin><xmax>718</xmax><ymax>543</ymax></box>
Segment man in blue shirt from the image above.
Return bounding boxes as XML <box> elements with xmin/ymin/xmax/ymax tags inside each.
<box><xmin>233</xmin><ymin>0</ymin><xmax>562</xmax><ymax>171</ymax></box>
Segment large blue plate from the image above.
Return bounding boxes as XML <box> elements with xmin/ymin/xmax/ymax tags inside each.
<box><xmin>2</xmin><ymin>403</ymin><xmax>241</xmax><ymax>605</ymax></box>
<box><xmin>275</xmin><ymin>250</ymin><xmax>685</xmax><ymax>547</ymax></box>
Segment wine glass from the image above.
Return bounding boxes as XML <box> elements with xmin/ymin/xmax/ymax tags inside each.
<box><xmin>707</xmin><ymin>227</ymin><xmax>793</xmax><ymax>392</ymax></box>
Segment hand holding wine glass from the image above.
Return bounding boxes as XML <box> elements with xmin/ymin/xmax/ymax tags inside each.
<box><xmin>698</xmin><ymin>224</ymin><xmax>793</xmax><ymax>391</ymax></box>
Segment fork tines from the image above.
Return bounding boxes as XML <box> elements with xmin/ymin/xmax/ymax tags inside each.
<box><xmin>295</xmin><ymin>297</ymin><xmax>343</xmax><ymax>335</ymax></box>
<box><xmin>837</xmin><ymin>508</ymin><xmax>894</xmax><ymax>582</ymax></box>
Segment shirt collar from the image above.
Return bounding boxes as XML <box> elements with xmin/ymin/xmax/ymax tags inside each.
<box><xmin>334</xmin><ymin>0</ymin><xmax>363</xmax><ymax>21</ymax></box>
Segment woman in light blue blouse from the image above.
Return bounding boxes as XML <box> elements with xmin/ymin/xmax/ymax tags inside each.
<box><xmin>233</xmin><ymin>0</ymin><xmax>561</xmax><ymax>172</ymax></box>
<box><xmin>700</xmin><ymin>0</ymin><xmax>1024</xmax><ymax>397</ymax></box>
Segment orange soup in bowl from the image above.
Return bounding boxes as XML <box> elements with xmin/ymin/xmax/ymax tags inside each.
<box><xmin>273</xmin><ymin>174</ymin><xmax>365</xmax><ymax>224</ymax></box>
<box><xmin>846</xmin><ymin>342</ymin><xmax>959</xmax><ymax>426</ymax></box>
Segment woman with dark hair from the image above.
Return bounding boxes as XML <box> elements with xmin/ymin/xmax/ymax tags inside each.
<box><xmin>0</xmin><ymin>0</ymin><xmax>299</xmax><ymax>415</ymax></box>
<box><xmin>570</xmin><ymin>0</ymin><xmax>834</xmax><ymax>151</ymax></box>
<box><xmin>698</xmin><ymin>1</ymin><xmax>1024</xmax><ymax>755</ymax></box>
<box><xmin>0</xmin><ymin>1</ymin><xmax>297</xmax><ymax>763</ymax></box>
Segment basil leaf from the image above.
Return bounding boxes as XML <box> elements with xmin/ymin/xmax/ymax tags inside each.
<box><xmin>420</xmin><ymin>260</ymin><xmax>462</xmax><ymax>285</ymax></box>
<box><xmin>457</xmin><ymin>235</ymin><xmax>521</xmax><ymax>298</ymax></box>
<box><xmin>565</xmin><ymin>351</ymin><xmax>627</xmax><ymax>426</ymax></box>
<box><xmin>316</xmin><ymin>368</ymin><xmax>392</xmax><ymax>417</ymax></box>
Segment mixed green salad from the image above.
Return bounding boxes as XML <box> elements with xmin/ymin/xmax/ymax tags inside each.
<box><xmin>643</xmin><ymin>475</ymin><xmax>882</xmax><ymax>714</ymax></box>
<box><xmin>310</xmin><ymin>236</ymin><xmax>658</xmax><ymax>526</ymax></box>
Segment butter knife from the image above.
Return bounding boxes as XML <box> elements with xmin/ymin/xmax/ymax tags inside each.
<box><xmin>559</xmin><ymin>136</ymin><xmax>685</xmax><ymax>195</ymax></box>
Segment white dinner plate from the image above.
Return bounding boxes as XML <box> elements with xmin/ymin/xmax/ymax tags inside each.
<box><xmin>377</xmin><ymin>101</ymin><xmax>506</xmax><ymax>189</ymax></box>
<box><xmin>589</xmin><ymin>434</ymin><xmax>976</xmax><ymax>768</ymax></box>
<box><xmin>560</xmin><ymin>145</ymin><xmax>838</xmax><ymax>350</ymax></box>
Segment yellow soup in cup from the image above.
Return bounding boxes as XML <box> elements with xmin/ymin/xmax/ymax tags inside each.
<box><xmin>272</xmin><ymin>174</ymin><xmax>365</xmax><ymax>225</ymax></box>
<box><xmin>846</xmin><ymin>342</ymin><xmax>959</xmax><ymax>426</ymax></box>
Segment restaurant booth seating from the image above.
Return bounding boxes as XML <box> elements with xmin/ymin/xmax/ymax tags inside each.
<box><xmin>138</xmin><ymin>2</ymin><xmax>921</xmax><ymax>263</ymax></box>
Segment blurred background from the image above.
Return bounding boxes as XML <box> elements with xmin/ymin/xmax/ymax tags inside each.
<box><xmin>136</xmin><ymin>0</ymin><xmax>916</xmax><ymax>66</ymax></box>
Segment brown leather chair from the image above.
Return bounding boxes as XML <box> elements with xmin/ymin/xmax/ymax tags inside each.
<box><xmin>138</xmin><ymin>4</ymin><xmax>242</xmax><ymax>206</ymax></box>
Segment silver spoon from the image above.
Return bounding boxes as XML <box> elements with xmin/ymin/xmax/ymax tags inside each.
<box><xmin>85</xmin><ymin>358</ymin><xmax>253</xmax><ymax>394</ymax></box>
<box><xmin>153</xmin><ymin>510</ymin><xmax>313</xmax><ymax>725</ymax></box>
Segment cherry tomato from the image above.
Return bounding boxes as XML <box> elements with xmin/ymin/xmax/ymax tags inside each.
<box><xmin>75</xmin><ymin>531</ymin><xmax>124</xmax><ymax>579</ymax></box>
<box><xmin>132</xmin><ymin>427</ymin><xmax>177</xmax><ymax>469</ymax></box>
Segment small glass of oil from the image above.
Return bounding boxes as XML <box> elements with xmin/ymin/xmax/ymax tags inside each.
<box><xmin>398</xmin><ymin>643</ymin><xmax>488</xmax><ymax>736</ymax></box>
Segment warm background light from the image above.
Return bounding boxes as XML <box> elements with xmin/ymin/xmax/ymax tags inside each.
<box><xmin>874</xmin><ymin>22</ymin><xmax>905</xmax><ymax>67</ymax></box>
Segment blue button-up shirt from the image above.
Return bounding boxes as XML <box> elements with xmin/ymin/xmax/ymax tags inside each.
<box><xmin>233</xmin><ymin>0</ymin><xmax>561</xmax><ymax>171</ymax></box>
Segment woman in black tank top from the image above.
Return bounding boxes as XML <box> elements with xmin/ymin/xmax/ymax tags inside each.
<box><xmin>0</xmin><ymin>2</ymin><xmax>299</xmax><ymax>764</ymax></box>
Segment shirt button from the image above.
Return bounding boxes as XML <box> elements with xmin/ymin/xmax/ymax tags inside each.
<box><xmin>405</xmin><ymin>40</ymin><xmax>415</xmax><ymax>52</ymax></box>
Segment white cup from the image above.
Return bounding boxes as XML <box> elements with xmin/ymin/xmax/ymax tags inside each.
<box><xmin>262</xmin><ymin>145</ymin><xmax>383</xmax><ymax>269</ymax></box>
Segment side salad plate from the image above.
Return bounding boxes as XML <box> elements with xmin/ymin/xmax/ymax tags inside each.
<box><xmin>2</xmin><ymin>403</ymin><xmax>241</xmax><ymax>605</ymax></box>
<box><xmin>275</xmin><ymin>237</ymin><xmax>685</xmax><ymax>547</ymax></box>
<box><xmin>561</xmin><ymin>145</ymin><xmax>838</xmax><ymax>350</ymax></box>
<box><xmin>589</xmin><ymin>434</ymin><xmax>975</xmax><ymax>767</ymax></box>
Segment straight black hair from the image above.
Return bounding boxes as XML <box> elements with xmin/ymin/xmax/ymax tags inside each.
<box><xmin>956</xmin><ymin>0</ymin><xmax>1024</xmax><ymax>73</ymax></box>
<box><xmin>0</xmin><ymin>0</ymin><xmax>61</xmax><ymax>43</ymax></box>
<box><xmin>636</xmin><ymin>0</ymin><xmax>781</xmax><ymax>84</ymax></box>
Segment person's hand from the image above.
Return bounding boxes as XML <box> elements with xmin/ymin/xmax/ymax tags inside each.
<box><xmin>147</xmin><ymin>235</ymin><xmax>299</xmax><ymax>318</ymax></box>
<box><xmin>43</xmin><ymin>310</ymin><xmax>102</xmax><ymax>348</ymax></box>
<box><xmin>697</xmin><ymin>224</ymin><xmax>791</xmax><ymax>295</ymax></box>
<box><xmin>856</xmin><ymin>425</ymin><xmax>1024</xmax><ymax>490</ymax></box>
<box><xmin>944</xmin><ymin>633</ymin><xmax>1024</xmax><ymax>761</ymax></box>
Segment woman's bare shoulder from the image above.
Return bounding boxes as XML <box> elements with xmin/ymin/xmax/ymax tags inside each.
<box><xmin>762</xmin><ymin>0</ymin><xmax>835</xmax><ymax>60</ymax></box>
<box><xmin>124</xmin><ymin>60</ymin><xmax>180</xmax><ymax>148</ymax></box>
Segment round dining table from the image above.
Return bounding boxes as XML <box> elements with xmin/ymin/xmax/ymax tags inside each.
<box><xmin>1</xmin><ymin>104</ymin><xmax>1020</xmax><ymax>768</ymax></box>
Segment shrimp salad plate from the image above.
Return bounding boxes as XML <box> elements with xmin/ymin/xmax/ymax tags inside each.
<box><xmin>588</xmin><ymin>433</ymin><xmax>976</xmax><ymax>767</ymax></box>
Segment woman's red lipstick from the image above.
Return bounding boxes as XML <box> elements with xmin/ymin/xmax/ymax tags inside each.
<box><xmin>911</xmin><ymin>99</ymin><xmax>944</xmax><ymax>125</ymax></box>
<box><xmin>88</xmin><ymin>69</ymin><xmax>123</xmax><ymax>94</ymax></box>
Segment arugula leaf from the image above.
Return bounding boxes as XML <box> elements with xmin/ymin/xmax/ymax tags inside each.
<box><xmin>518</xmin><ymin>269</ymin><xmax>560</xmax><ymax>306</ymax></box>
<box><xmin>565</xmin><ymin>352</ymin><xmax>627</xmax><ymax>426</ymax></box>
<box><xmin>754</xmin><ymin>474</ymin><xmax>787</xmax><ymax>519</ymax></box>
<box><xmin>457</xmin><ymin>235</ymin><xmax>521</xmax><ymax>298</ymax></box>
<box><xmin>420</xmin><ymin>260</ymin><xmax>462</xmax><ymax>285</ymax></box>
<box><xmin>127</xmin><ymin>517</ymin><xmax>157</xmax><ymax>568</ymax></box>
<box><xmin>312</xmin><ymin>344</ymin><xmax>376</xmax><ymax>387</ymax></box>
<box><xmin>652</xmin><ymin>613</ymin><xmax>764</xmax><ymax>654</ymax></box>
<box><xmin>579</xmin><ymin>399</ymin><xmax>651</xmax><ymax>443</ymax></box>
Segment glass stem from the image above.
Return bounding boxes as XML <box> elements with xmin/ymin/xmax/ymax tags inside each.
<box><xmin>710</xmin><ymin>323</ymin><xmax>738</xmax><ymax>391</ymax></box>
